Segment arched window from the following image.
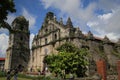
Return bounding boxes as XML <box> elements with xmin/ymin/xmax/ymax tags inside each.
<box><xmin>45</xmin><ymin>28</ymin><xmax>48</xmax><ymax>33</ymax></box>
<box><xmin>55</xmin><ymin>34</ymin><xmax>57</xmax><ymax>40</ymax></box>
<box><xmin>45</xmin><ymin>38</ymin><xmax>47</xmax><ymax>44</ymax></box>
<box><xmin>20</xmin><ymin>37</ymin><xmax>23</xmax><ymax>41</ymax></box>
<box><xmin>20</xmin><ymin>26</ymin><xmax>24</xmax><ymax>30</ymax></box>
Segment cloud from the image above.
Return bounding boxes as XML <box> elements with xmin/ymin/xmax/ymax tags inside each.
<box><xmin>5</xmin><ymin>8</ymin><xmax>36</xmax><ymax>30</ymax></box>
<box><xmin>88</xmin><ymin>7</ymin><xmax>120</xmax><ymax>41</ymax></box>
<box><xmin>22</xmin><ymin>8</ymin><xmax>36</xmax><ymax>29</ymax></box>
<box><xmin>0</xmin><ymin>28</ymin><xmax>9</xmax><ymax>34</ymax></box>
<box><xmin>106</xmin><ymin>33</ymin><xmax>120</xmax><ymax>42</ymax></box>
<box><xmin>6</xmin><ymin>14</ymin><xmax>16</xmax><ymax>25</ymax></box>
<box><xmin>98</xmin><ymin>13</ymin><xmax>113</xmax><ymax>21</ymax></box>
<box><xmin>6</xmin><ymin>8</ymin><xmax>37</xmax><ymax>28</ymax></box>
<box><xmin>97</xmin><ymin>0</ymin><xmax>120</xmax><ymax>11</ymax></box>
<box><xmin>30</xmin><ymin>33</ymin><xmax>35</xmax><ymax>49</ymax></box>
<box><xmin>0</xmin><ymin>33</ymin><xmax>9</xmax><ymax>57</ymax></box>
<box><xmin>41</xmin><ymin>0</ymin><xmax>120</xmax><ymax>41</ymax></box>
<box><xmin>41</xmin><ymin>0</ymin><xmax>96</xmax><ymax>21</ymax></box>
<box><xmin>87</xmin><ymin>22</ymin><xmax>99</xmax><ymax>28</ymax></box>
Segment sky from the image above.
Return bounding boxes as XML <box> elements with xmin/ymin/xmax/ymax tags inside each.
<box><xmin>0</xmin><ymin>0</ymin><xmax>120</xmax><ymax>57</ymax></box>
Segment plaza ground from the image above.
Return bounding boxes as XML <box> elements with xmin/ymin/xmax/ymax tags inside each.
<box><xmin>0</xmin><ymin>77</ymin><xmax>31</xmax><ymax>80</ymax></box>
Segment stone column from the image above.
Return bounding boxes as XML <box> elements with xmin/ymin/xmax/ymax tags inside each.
<box><xmin>96</xmin><ymin>59</ymin><xmax>107</xmax><ymax>80</ymax></box>
<box><xmin>117</xmin><ymin>60</ymin><xmax>120</xmax><ymax>80</ymax></box>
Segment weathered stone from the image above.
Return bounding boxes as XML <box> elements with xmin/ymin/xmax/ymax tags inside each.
<box><xmin>66</xmin><ymin>17</ymin><xmax>73</xmax><ymax>27</ymax></box>
<box><xmin>117</xmin><ymin>60</ymin><xmax>120</xmax><ymax>80</ymax></box>
<box><xmin>29</xmin><ymin>12</ymin><xmax>120</xmax><ymax>74</ymax></box>
<box><xmin>92</xmin><ymin>73</ymin><xmax>102</xmax><ymax>80</ymax></box>
<box><xmin>5</xmin><ymin>16</ymin><xmax>30</xmax><ymax>71</ymax></box>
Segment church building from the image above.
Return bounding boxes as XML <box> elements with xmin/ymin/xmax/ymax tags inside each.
<box><xmin>30</xmin><ymin>12</ymin><xmax>120</xmax><ymax>73</ymax></box>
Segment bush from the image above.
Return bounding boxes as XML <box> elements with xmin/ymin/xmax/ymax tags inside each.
<box><xmin>0</xmin><ymin>71</ymin><xmax>6</xmax><ymax>77</ymax></box>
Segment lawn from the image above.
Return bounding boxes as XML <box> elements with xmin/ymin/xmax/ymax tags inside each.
<box><xmin>0</xmin><ymin>77</ymin><xmax>32</xmax><ymax>80</ymax></box>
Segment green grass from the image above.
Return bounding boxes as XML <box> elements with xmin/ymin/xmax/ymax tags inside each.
<box><xmin>0</xmin><ymin>77</ymin><xmax>32</xmax><ymax>80</ymax></box>
<box><xmin>0</xmin><ymin>71</ymin><xmax>60</xmax><ymax>80</ymax></box>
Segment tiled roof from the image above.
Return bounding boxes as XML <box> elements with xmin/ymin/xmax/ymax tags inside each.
<box><xmin>0</xmin><ymin>58</ymin><xmax>5</xmax><ymax>61</ymax></box>
<box><xmin>84</xmin><ymin>34</ymin><xmax>103</xmax><ymax>40</ymax></box>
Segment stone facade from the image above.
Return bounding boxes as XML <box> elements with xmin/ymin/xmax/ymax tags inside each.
<box><xmin>30</xmin><ymin>12</ymin><xmax>120</xmax><ymax>73</ymax></box>
<box><xmin>5</xmin><ymin>16</ymin><xmax>30</xmax><ymax>70</ymax></box>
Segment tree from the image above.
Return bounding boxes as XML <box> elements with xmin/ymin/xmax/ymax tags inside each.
<box><xmin>0</xmin><ymin>0</ymin><xmax>16</xmax><ymax>31</ymax></box>
<box><xmin>44</xmin><ymin>42</ymin><xmax>89</xmax><ymax>77</ymax></box>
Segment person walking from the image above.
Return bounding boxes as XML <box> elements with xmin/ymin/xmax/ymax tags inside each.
<box><xmin>13</xmin><ymin>69</ymin><xmax>18</xmax><ymax>80</ymax></box>
<box><xmin>6</xmin><ymin>71</ymin><xmax>11</xmax><ymax>80</ymax></box>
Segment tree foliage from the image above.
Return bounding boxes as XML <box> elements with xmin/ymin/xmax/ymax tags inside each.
<box><xmin>0</xmin><ymin>0</ymin><xmax>16</xmax><ymax>31</ymax></box>
<box><xmin>44</xmin><ymin>42</ymin><xmax>89</xmax><ymax>77</ymax></box>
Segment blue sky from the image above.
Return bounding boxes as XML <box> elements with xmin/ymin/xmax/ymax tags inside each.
<box><xmin>0</xmin><ymin>0</ymin><xmax>120</xmax><ymax>57</ymax></box>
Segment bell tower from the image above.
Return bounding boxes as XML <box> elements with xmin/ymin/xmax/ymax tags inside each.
<box><xmin>5</xmin><ymin>16</ymin><xmax>30</xmax><ymax>70</ymax></box>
